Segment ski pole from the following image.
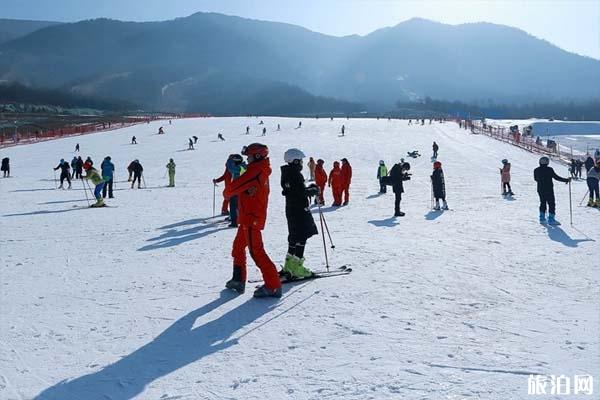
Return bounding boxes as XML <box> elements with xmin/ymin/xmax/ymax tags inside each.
<box><xmin>81</xmin><ymin>178</ymin><xmax>91</xmax><ymax>206</ymax></box>
<box><xmin>53</xmin><ymin>169</ymin><xmax>57</xmax><ymax>188</ymax></box>
<box><xmin>317</xmin><ymin>203</ymin><xmax>330</xmax><ymax>272</ymax></box>
<box><xmin>579</xmin><ymin>190</ymin><xmax>589</xmax><ymax>206</ymax></box>
<box><xmin>212</xmin><ymin>183</ymin><xmax>216</xmax><ymax>218</ymax></box>
<box><xmin>431</xmin><ymin>179</ymin><xmax>434</xmax><ymax>210</ymax></box>
<box><xmin>318</xmin><ymin>202</ymin><xmax>335</xmax><ymax>249</ymax></box>
<box><xmin>141</xmin><ymin>173</ymin><xmax>147</xmax><ymax>189</ymax></box>
<box><xmin>568</xmin><ymin>180</ymin><xmax>573</xmax><ymax>226</ymax></box>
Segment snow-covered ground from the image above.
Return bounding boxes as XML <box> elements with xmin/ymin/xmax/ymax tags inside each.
<box><xmin>1</xmin><ymin>117</ymin><xmax>598</xmax><ymax>400</ymax></box>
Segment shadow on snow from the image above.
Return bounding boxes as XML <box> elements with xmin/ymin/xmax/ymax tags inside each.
<box><xmin>543</xmin><ymin>224</ymin><xmax>595</xmax><ymax>248</ymax></box>
<box><xmin>138</xmin><ymin>218</ymin><xmax>230</xmax><ymax>251</ymax></box>
<box><xmin>33</xmin><ymin>291</ymin><xmax>281</xmax><ymax>400</ymax></box>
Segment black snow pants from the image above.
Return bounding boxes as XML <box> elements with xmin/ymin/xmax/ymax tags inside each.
<box><xmin>538</xmin><ymin>191</ymin><xmax>556</xmax><ymax>214</ymax></box>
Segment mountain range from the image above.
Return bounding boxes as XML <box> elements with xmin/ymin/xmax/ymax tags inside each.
<box><xmin>0</xmin><ymin>13</ymin><xmax>598</xmax><ymax>114</ymax></box>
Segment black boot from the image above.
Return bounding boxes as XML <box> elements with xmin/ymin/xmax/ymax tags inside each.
<box><xmin>225</xmin><ymin>266</ymin><xmax>245</xmax><ymax>294</ymax></box>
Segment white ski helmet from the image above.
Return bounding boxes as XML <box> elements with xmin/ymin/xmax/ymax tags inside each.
<box><xmin>284</xmin><ymin>148</ymin><xmax>306</xmax><ymax>164</ymax></box>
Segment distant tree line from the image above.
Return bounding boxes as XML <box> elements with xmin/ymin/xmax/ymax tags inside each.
<box><xmin>0</xmin><ymin>82</ymin><xmax>135</xmax><ymax>112</ymax></box>
<box><xmin>395</xmin><ymin>97</ymin><xmax>600</xmax><ymax>121</ymax></box>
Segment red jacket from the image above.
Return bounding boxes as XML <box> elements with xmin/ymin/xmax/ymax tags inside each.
<box><xmin>328</xmin><ymin>162</ymin><xmax>342</xmax><ymax>188</ymax></box>
<box><xmin>341</xmin><ymin>162</ymin><xmax>352</xmax><ymax>187</ymax></box>
<box><xmin>224</xmin><ymin>158</ymin><xmax>271</xmax><ymax>230</ymax></box>
<box><xmin>315</xmin><ymin>164</ymin><xmax>327</xmax><ymax>186</ymax></box>
<box><xmin>215</xmin><ymin>168</ymin><xmax>232</xmax><ymax>187</ymax></box>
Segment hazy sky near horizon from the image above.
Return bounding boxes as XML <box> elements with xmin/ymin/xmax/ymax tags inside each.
<box><xmin>1</xmin><ymin>0</ymin><xmax>599</xmax><ymax>59</ymax></box>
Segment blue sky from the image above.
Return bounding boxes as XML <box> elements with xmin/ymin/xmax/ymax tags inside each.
<box><xmin>1</xmin><ymin>0</ymin><xmax>599</xmax><ymax>59</ymax></box>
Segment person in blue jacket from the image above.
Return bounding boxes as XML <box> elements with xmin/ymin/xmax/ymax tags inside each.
<box><xmin>101</xmin><ymin>156</ymin><xmax>115</xmax><ymax>198</ymax></box>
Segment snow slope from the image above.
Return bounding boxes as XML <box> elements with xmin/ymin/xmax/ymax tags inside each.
<box><xmin>1</xmin><ymin>117</ymin><xmax>598</xmax><ymax>400</ymax></box>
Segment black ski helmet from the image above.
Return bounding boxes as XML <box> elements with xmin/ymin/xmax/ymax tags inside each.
<box><xmin>539</xmin><ymin>156</ymin><xmax>550</xmax><ymax>165</ymax></box>
<box><xmin>402</xmin><ymin>162</ymin><xmax>411</xmax><ymax>171</ymax></box>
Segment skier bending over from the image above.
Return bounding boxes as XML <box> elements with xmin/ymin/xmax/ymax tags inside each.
<box><xmin>129</xmin><ymin>159</ymin><xmax>143</xmax><ymax>189</ymax></box>
<box><xmin>280</xmin><ymin>148</ymin><xmax>320</xmax><ymax>280</ymax></box>
<box><xmin>500</xmin><ymin>159</ymin><xmax>514</xmax><ymax>196</ymax></box>
<box><xmin>431</xmin><ymin>161</ymin><xmax>448</xmax><ymax>210</ymax></box>
<box><xmin>224</xmin><ymin>143</ymin><xmax>282</xmax><ymax>298</ymax></box>
<box><xmin>534</xmin><ymin>156</ymin><xmax>570</xmax><ymax>224</ymax></box>
<box><xmin>389</xmin><ymin>161</ymin><xmax>411</xmax><ymax>216</ymax></box>
<box><xmin>82</xmin><ymin>162</ymin><xmax>106</xmax><ymax>207</ymax></box>
<box><xmin>54</xmin><ymin>159</ymin><xmax>71</xmax><ymax>189</ymax></box>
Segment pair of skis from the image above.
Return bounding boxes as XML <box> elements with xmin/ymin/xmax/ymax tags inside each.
<box><xmin>248</xmin><ymin>265</ymin><xmax>352</xmax><ymax>285</ymax></box>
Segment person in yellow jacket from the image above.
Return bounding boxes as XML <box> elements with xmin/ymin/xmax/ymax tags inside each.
<box><xmin>82</xmin><ymin>162</ymin><xmax>106</xmax><ymax>207</ymax></box>
<box><xmin>377</xmin><ymin>160</ymin><xmax>388</xmax><ymax>194</ymax></box>
<box><xmin>166</xmin><ymin>158</ymin><xmax>176</xmax><ymax>187</ymax></box>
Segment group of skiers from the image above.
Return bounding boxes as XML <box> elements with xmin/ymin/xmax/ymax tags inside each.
<box><xmin>304</xmin><ymin>157</ymin><xmax>352</xmax><ymax>206</ymax></box>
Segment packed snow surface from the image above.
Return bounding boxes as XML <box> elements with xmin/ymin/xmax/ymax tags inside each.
<box><xmin>1</xmin><ymin>117</ymin><xmax>598</xmax><ymax>400</ymax></box>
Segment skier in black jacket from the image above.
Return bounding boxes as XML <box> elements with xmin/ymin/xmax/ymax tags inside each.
<box><xmin>1</xmin><ymin>157</ymin><xmax>9</xmax><ymax>177</ymax></box>
<box><xmin>534</xmin><ymin>156</ymin><xmax>570</xmax><ymax>224</ymax></box>
<box><xmin>75</xmin><ymin>156</ymin><xmax>84</xmax><ymax>179</ymax></box>
<box><xmin>388</xmin><ymin>161</ymin><xmax>411</xmax><ymax>216</ymax></box>
<box><xmin>431</xmin><ymin>161</ymin><xmax>448</xmax><ymax>210</ymax></box>
<box><xmin>280</xmin><ymin>148</ymin><xmax>319</xmax><ymax>279</ymax></box>
<box><xmin>53</xmin><ymin>158</ymin><xmax>71</xmax><ymax>189</ymax></box>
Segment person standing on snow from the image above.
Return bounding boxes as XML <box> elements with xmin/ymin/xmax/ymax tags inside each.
<box><xmin>75</xmin><ymin>143</ymin><xmax>80</xmax><ymax>152</ymax></box>
<box><xmin>307</xmin><ymin>157</ymin><xmax>316</xmax><ymax>181</ymax></box>
<box><xmin>340</xmin><ymin>158</ymin><xmax>352</xmax><ymax>205</ymax></box>
<box><xmin>188</xmin><ymin>138</ymin><xmax>194</xmax><ymax>150</ymax></box>
<box><xmin>584</xmin><ymin>155</ymin><xmax>595</xmax><ymax>173</ymax></box>
<box><xmin>432</xmin><ymin>141</ymin><xmax>439</xmax><ymax>159</ymax></box>
<box><xmin>82</xmin><ymin>162</ymin><xmax>106</xmax><ymax>207</ymax></box>
<box><xmin>225</xmin><ymin>154</ymin><xmax>246</xmax><ymax>228</ymax></box>
<box><xmin>315</xmin><ymin>159</ymin><xmax>327</xmax><ymax>205</ymax></box>
<box><xmin>534</xmin><ymin>156</ymin><xmax>570</xmax><ymax>224</ymax></box>
<box><xmin>70</xmin><ymin>156</ymin><xmax>77</xmax><ymax>178</ymax></box>
<box><xmin>389</xmin><ymin>161</ymin><xmax>411</xmax><ymax>216</ymax></box>
<box><xmin>213</xmin><ymin>157</ymin><xmax>233</xmax><ymax>216</ymax></box>
<box><xmin>1</xmin><ymin>157</ymin><xmax>10</xmax><ymax>177</ymax></box>
<box><xmin>377</xmin><ymin>160</ymin><xmax>388</xmax><ymax>194</ymax></box>
<box><xmin>431</xmin><ymin>161</ymin><xmax>448</xmax><ymax>210</ymax></box>
<box><xmin>279</xmin><ymin>148</ymin><xmax>320</xmax><ymax>280</ymax></box>
<box><xmin>100</xmin><ymin>156</ymin><xmax>115</xmax><ymax>198</ymax></box>
<box><xmin>75</xmin><ymin>156</ymin><xmax>83</xmax><ymax>179</ymax></box>
<box><xmin>328</xmin><ymin>161</ymin><xmax>343</xmax><ymax>206</ymax></box>
<box><xmin>585</xmin><ymin>159</ymin><xmax>600</xmax><ymax>207</ymax></box>
<box><xmin>224</xmin><ymin>143</ymin><xmax>282</xmax><ymax>298</ymax></box>
<box><xmin>166</xmin><ymin>158</ymin><xmax>176</xmax><ymax>187</ymax></box>
<box><xmin>53</xmin><ymin>158</ymin><xmax>72</xmax><ymax>189</ymax></box>
<box><xmin>500</xmin><ymin>159</ymin><xmax>514</xmax><ymax>196</ymax></box>
<box><xmin>129</xmin><ymin>159</ymin><xmax>144</xmax><ymax>189</ymax></box>
<box><xmin>131</xmin><ymin>136</ymin><xmax>137</xmax><ymax>144</ymax></box>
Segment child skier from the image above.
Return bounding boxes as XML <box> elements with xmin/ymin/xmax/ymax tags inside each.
<box><xmin>315</xmin><ymin>159</ymin><xmax>327</xmax><ymax>205</ymax></box>
<box><xmin>431</xmin><ymin>161</ymin><xmax>448</xmax><ymax>210</ymax></box>
<box><xmin>585</xmin><ymin>158</ymin><xmax>600</xmax><ymax>207</ymax></box>
<box><xmin>224</xmin><ymin>143</ymin><xmax>282</xmax><ymax>298</ymax></box>
<box><xmin>53</xmin><ymin>159</ymin><xmax>71</xmax><ymax>189</ymax></box>
<box><xmin>328</xmin><ymin>161</ymin><xmax>343</xmax><ymax>206</ymax></box>
<box><xmin>225</xmin><ymin>154</ymin><xmax>246</xmax><ymax>227</ymax></box>
<box><xmin>500</xmin><ymin>159</ymin><xmax>514</xmax><ymax>196</ymax></box>
<box><xmin>534</xmin><ymin>156</ymin><xmax>570</xmax><ymax>224</ymax></box>
<box><xmin>82</xmin><ymin>162</ymin><xmax>106</xmax><ymax>207</ymax></box>
<box><xmin>377</xmin><ymin>160</ymin><xmax>388</xmax><ymax>194</ymax></box>
<box><xmin>280</xmin><ymin>148</ymin><xmax>320</xmax><ymax>280</ymax></box>
<box><xmin>432</xmin><ymin>141</ymin><xmax>439</xmax><ymax>158</ymax></box>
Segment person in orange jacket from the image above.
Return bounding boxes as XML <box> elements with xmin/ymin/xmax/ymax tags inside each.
<box><xmin>213</xmin><ymin>156</ymin><xmax>233</xmax><ymax>215</ymax></box>
<box><xmin>340</xmin><ymin>158</ymin><xmax>352</xmax><ymax>205</ymax></box>
<box><xmin>328</xmin><ymin>161</ymin><xmax>343</xmax><ymax>206</ymax></box>
<box><xmin>314</xmin><ymin>159</ymin><xmax>327</xmax><ymax>205</ymax></box>
<box><xmin>223</xmin><ymin>143</ymin><xmax>282</xmax><ymax>298</ymax></box>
